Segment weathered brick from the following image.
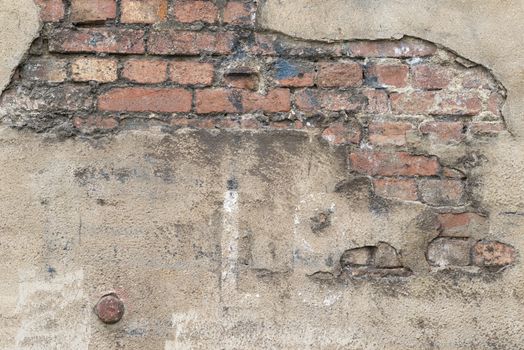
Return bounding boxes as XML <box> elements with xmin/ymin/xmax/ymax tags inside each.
<box><xmin>366</xmin><ymin>63</ymin><xmax>409</xmax><ymax>88</ymax></box>
<box><xmin>437</xmin><ymin>213</ymin><xmax>488</xmax><ymax>237</ymax></box>
<box><xmin>412</xmin><ymin>64</ymin><xmax>453</xmax><ymax>89</ymax></box>
<box><xmin>35</xmin><ymin>0</ymin><xmax>64</xmax><ymax>22</ymax></box>
<box><xmin>121</xmin><ymin>0</ymin><xmax>168</xmax><ymax>24</ymax></box>
<box><xmin>195</xmin><ymin>88</ymin><xmax>290</xmax><ymax>114</ymax></box>
<box><xmin>98</xmin><ymin>88</ymin><xmax>192</xmax><ymax>113</ymax></box>
<box><xmin>348</xmin><ymin>39</ymin><xmax>437</xmax><ymax>58</ymax></box>
<box><xmin>122</xmin><ymin>59</ymin><xmax>168</xmax><ymax>84</ymax></box>
<box><xmin>49</xmin><ymin>29</ymin><xmax>145</xmax><ymax>54</ymax></box>
<box><xmin>223</xmin><ymin>1</ymin><xmax>254</xmax><ymax>25</ymax></box>
<box><xmin>468</xmin><ymin>122</ymin><xmax>505</xmax><ymax>135</ymax></box>
<box><xmin>419</xmin><ymin>121</ymin><xmax>465</xmax><ymax>143</ymax></box>
<box><xmin>295</xmin><ymin>90</ymin><xmax>367</xmax><ymax>112</ymax></box>
<box><xmin>73</xmin><ymin>116</ymin><xmax>118</xmax><ymax>130</ymax></box>
<box><xmin>272</xmin><ymin>60</ymin><xmax>314</xmax><ymax>87</ymax></box>
<box><xmin>251</xmin><ymin>33</ymin><xmax>344</xmax><ymax>57</ymax></box>
<box><xmin>374</xmin><ymin>242</ymin><xmax>402</xmax><ymax>268</ymax></box>
<box><xmin>368</xmin><ymin>121</ymin><xmax>413</xmax><ymax>146</ymax></box>
<box><xmin>171</xmin><ymin>62</ymin><xmax>214</xmax><ymax>86</ymax></box>
<box><xmin>316</xmin><ymin>61</ymin><xmax>363</xmax><ymax>88</ymax></box>
<box><xmin>418</xmin><ymin>179</ymin><xmax>465</xmax><ymax>206</ymax></box>
<box><xmin>349</xmin><ymin>151</ymin><xmax>440</xmax><ymax>176</ymax></box>
<box><xmin>340</xmin><ymin>247</ymin><xmax>374</xmax><ymax>267</ymax></box>
<box><xmin>472</xmin><ymin>241</ymin><xmax>516</xmax><ymax>267</ymax></box>
<box><xmin>462</xmin><ymin>68</ymin><xmax>493</xmax><ymax>89</ymax></box>
<box><xmin>148</xmin><ymin>30</ymin><xmax>234</xmax><ymax>55</ymax></box>
<box><xmin>174</xmin><ymin>1</ymin><xmax>218</xmax><ymax>24</ymax></box>
<box><xmin>434</xmin><ymin>92</ymin><xmax>482</xmax><ymax>116</ymax></box>
<box><xmin>321</xmin><ymin>122</ymin><xmax>361</xmax><ymax>146</ymax></box>
<box><xmin>373</xmin><ymin>178</ymin><xmax>418</xmax><ymax>201</ymax></box>
<box><xmin>0</xmin><ymin>85</ymin><xmax>93</xmax><ymax>112</ymax></box>
<box><xmin>390</xmin><ymin>91</ymin><xmax>436</xmax><ymax>114</ymax></box>
<box><xmin>242</xmin><ymin>89</ymin><xmax>291</xmax><ymax>113</ymax></box>
<box><xmin>487</xmin><ymin>92</ymin><xmax>504</xmax><ymax>116</ymax></box>
<box><xmin>72</xmin><ymin>58</ymin><xmax>118</xmax><ymax>83</ymax></box>
<box><xmin>21</xmin><ymin>58</ymin><xmax>67</xmax><ymax>83</ymax></box>
<box><xmin>363</xmin><ymin>90</ymin><xmax>389</xmax><ymax>114</ymax></box>
<box><xmin>71</xmin><ymin>0</ymin><xmax>116</xmax><ymax>23</ymax></box>
<box><xmin>427</xmin><ymin>238</ymin><xmax>471</xmax><ymax>267</ymax></box>
<box><xmin>224</xmin><ymin>73</ymin><xmax>259</xmax><ymax>90</ymax></box>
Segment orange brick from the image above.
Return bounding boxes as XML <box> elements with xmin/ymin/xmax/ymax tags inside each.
<box><xmin>171</xmin><ymin>62</ymin><xmax>214</xmax><ymax>86</ymax></box>
<box><xmin>71</xmin><ymin>0</ymin><xmax>116</xmax><ymax>23</ymax></box>
<box><xmin>98</xmin><ymin>88</ymin><xmax>192</xmax><ymax>113</ymax></box>
<box><xmin>35</xmin><ymin>0</ymin><xmax>64</xmax><ymax>22</ymax></box>
<box><xmin>122</xmin><ymin>59</ymin><xmax>168</xmax><ymax>84</ymax></box>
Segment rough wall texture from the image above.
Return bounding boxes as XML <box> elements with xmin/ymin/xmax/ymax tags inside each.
<box><xmin>0</xmin><ymin>0</ymin><xmax>523</xmax><ymax>349</ymax></box>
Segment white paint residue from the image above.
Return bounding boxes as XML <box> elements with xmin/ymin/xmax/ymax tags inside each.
<box><xmin>15</xmin><ymin>269</ymin><xmax>90</xmax><ymax>350</ymax></box>
<box><xmin>221</xmin><ymin>189</ymin><xmax>239</xmax><ymax>299</ymax></box>
<box><xmin>164</xmin><ymin>312</ymin><xmax>198</xmax><ymax>350</ymax></box>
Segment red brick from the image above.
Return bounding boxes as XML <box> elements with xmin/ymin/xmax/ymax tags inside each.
<box><xmin>73</xmin><ymin>116</ymin><xmax>118</xmax><ymax>130</ymax></box>
<box><xmin>390</xmin><ymin>91</ymin><xmax>436</xmax><ymax>114</ymax></box>
<box><xmin>316</xmin><ymin>62</ymin><xmax>362</xmax><ymax>88</ymax></box>
<box><xmin>412</xmin><ymin>65</ymin><xmax>453</xmax><ymax>89</ymax></box>
<box><xmin>363</xmin><ymin>90</ymin><xmax>389</xmax><ymax>114</ymax></box>
<box><xmin>242</xmin><ymin>89</ymin><xmax>291</xmax><ymax>113</ymax></box>
<box><xmin>195</xmin><ymin>88</ymin><xmax>290</xmax><ymax>114</ymax></box>
<box><xmin>349</xmin><ymin>151</ymin><xmax>440</xmax><ymax>176</ymax></box>
<box><xmin>224</xmin><ymin>1</ymin><xmax>254</xmax><ymax>25</ymax></box>
<box><xmin>488</xmin><ymin>92</ymin><xmax>504</xmax><ymax>116</ymax></box>
<box><xmin>437</xmin><ymin>213</ymin><xmax>488</xmax><ymax>237</ymax></box>
<box><xmin>419</xmin><ymin>121</ymin><xmax>464</xmax><ymax>143</ymax></box>
<box><xmin>240</xmin><ymin>117</ymin><xmax>261</xmax><ymax>129</ymax></box>
<box><xmin>35</xmin><ymin>0</ymin><xmax>64</xmax><ymax>22</ymax></box>
<box><xmin>368</xmin><ymin>121</ymin><xmax>413</xmax><ymax>146</ymax></box>
<box><xmin>171</xmin><ymin>62</ymin><xmax>214</xmax><ymax>86</ymax></box>
<box><xmin>348</xmin><ymin>39</ymin><xmax>436</xmax><ymax>58</ymax></box>
<box><xmin>373</xmin><ymin>178</ymin><xmax>418</xmax><ymax>201</ymax></box>
<box><xmin>321</xmin><ymin>122</ymin><xmax>361</xmax><ymax>146</ymax></box>
<box><xmin>468</xmin><ymin>122</ymin><xmax>505</xmax><ymax>136</ymax></box>
<box><xmin>295</xmin><ymin>90</ymin><xmax>367</xmax><ymax>112</ymax></box>
<box><xmin>174</xmin><ymin>1</ymin><xmax>218</xmax><ymax>23</ymax></box>
<box><xmin>71</xmin><ymin>0</ymin><xmax>116</xmax><ymax>23</ymax></box>
<box><xmin>21</xmin><ymin>58</ymin><xmax>67</xmax><ymax>83</ymax></box>
<box><xmin>72</xmin><ymin>58</ymin><xmax>118</xmax><ymax>83</ymax></box>
<box><xmin>472</xmin><ymin>241</ymin><xmax>516</xmax><ymax>267</ymax></box>
<box><xmin>49</xmin><ymin>29</ymin><xmax>144</xmax><ymax>54</ymax></box>
<box><xmin>148</xmin><ymin>30</ymin><xmax>234</xmax><ymax>56</ymax></box>
<box><xmin>98</xmin><ymin>88</ymin><xmax>192</xmax><ymax>113</ymax></box>
<box><xmin>462</xmin><ymin>69</ymin><xmax>493</xmax><ymax>89</ymax></box>
<box><xmin>417</xmin><ymin>179</ymin><xmax>465</xmax><ymax>206</ymax></box>
<box><xmin>195</xmin><ymin>89</ymin><xmax>239</xmax><ymax>114</ymax></box>
<box><xmin>366</xmin><ymin>63</ymin><xmax>409</xmax><ymax>88</ymax></box>
<box><xmin>121</xmin><ymin>0</ymin><xmax>168</xmax><ymax>23</ymax></box>
<box><xmin>434</xmin><ymin>92</ymin><xmax>482</xmax><ymax>116</ymax></box>
<box><xmin>122</xmin><ymin>59</ymin><xmax>168</xmax><ymax>84</ymax></box>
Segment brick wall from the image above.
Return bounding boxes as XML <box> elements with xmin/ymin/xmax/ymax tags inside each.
<box><xmin>0</xmin><ymin>0</ymin><xmax>515</xmax><ymax>275</ymax></box>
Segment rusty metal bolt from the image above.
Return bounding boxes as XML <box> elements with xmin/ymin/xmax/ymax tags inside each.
<box><xmin>94</xmin><ymin>293</ymin><xmax>125</xmax><ymax>324</ymax></box>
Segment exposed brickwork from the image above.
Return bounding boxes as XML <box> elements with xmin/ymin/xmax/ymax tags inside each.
<box><xmin>0</xmin><ymin>0</ymin><xmax>514</xmax><ymax>277</ymax></box>
<box><xmin>71</xmin><ymin>0</ymin><xmax>116</xmax><ymax>23</ymax></box>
